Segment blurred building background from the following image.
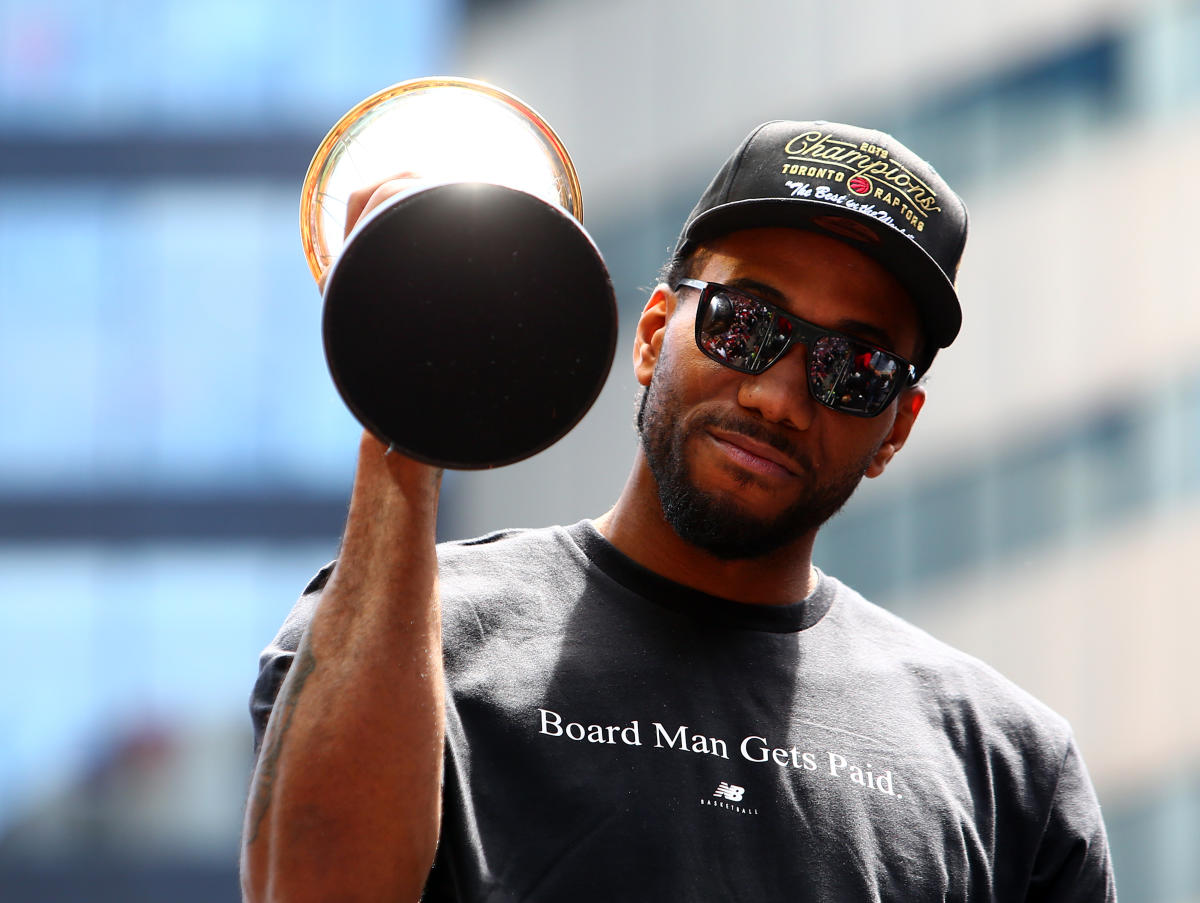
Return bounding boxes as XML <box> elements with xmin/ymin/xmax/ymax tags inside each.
<box><xmin>1</xmin><ymin>0</ymin><xmax>1197</xmax><ymax>899</ymax></box>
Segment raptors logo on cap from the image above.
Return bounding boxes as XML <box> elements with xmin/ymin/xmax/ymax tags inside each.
<box><xmin>848</xmin><ymin>175</ymin><xmax>872</xmax><ymax>196</ymax></box>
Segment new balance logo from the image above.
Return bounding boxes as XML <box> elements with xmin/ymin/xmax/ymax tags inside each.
<box><xmin>713</xmin><ymin>782</ymin><xmax>745</xmax><ymax>801</ymax></box>
<box><xmin>702</xmin><ymin>782</ymin><xmax>758</xmax><ymax>816</ymax></box>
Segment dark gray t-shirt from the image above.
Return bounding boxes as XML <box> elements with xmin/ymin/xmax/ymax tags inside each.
<box><xmin>251</xmin><ymin>521</ymin><xmax>1115</xmax><ymax>901</ymax></box>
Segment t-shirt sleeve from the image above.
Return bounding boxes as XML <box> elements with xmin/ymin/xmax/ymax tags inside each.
<box><xmin>248</xmin><ymin>563</ymin><xmax>332</xmax><ymax>754</ymax></box>
<box><xmin>1025</xmin><ymin>738</ymin><xmax>1117</xmax><ymax>902</ymax></box>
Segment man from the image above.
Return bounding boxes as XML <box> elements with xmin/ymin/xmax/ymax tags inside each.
<box><xmin>242</xmin><ymin>121</ymin><xmax>1116</xmax><ymax>901</ymax></box>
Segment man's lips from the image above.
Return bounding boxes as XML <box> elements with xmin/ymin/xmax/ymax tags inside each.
<box><xmin>706</xmin><ymin>428</ymin><xmax>803</xmax><ymax>477</ymax></box>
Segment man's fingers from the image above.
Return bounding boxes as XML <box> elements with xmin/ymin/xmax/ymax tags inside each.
<box><xmin>344</xmin><ymin>172</ymin><xmax>422</xmax><ymax>239</ymax></box>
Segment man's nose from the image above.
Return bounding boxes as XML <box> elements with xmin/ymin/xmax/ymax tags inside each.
<box><xmin>734</xmin><ymin>345</ymin><xmax>816</xmax><ymax>431</ymax></box>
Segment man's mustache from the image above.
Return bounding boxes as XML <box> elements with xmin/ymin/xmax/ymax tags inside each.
<box><xmin>693</xmin><ymin>411</ymin><xmax>813</xmax><ymax>474</ymax></box>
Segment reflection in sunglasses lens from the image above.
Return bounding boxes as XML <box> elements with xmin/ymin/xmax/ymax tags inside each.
<box><xmin>700</xmin><ymin>292</ymin><xmax>733</xmax><ymax>334</ymax></box>
<box><xmin>700</xmin><ymin>291</ymin><xmax>773</xmax><ymax>370</ymax></box>
<box><xmin>809</xmin><ymin>337</ymin><xmax>897</xmax><ymax>415</ymax></box>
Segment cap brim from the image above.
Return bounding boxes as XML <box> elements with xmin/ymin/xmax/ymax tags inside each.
<box><xmin>678</xmin><ymin>198</ymin><xmax>962</xmax><ymax>349</ymax></box>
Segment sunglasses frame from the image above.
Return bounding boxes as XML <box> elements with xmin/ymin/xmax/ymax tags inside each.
<box><xmin>675</xmin><ymin>278</ymin><xmax>917</xmax><ymax>418</ymax></box>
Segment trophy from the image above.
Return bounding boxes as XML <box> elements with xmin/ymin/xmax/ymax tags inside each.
<box><xmin>300</xmin><ymin>77</ymin><xmax>618</xmax><ymax>469</ymax></box>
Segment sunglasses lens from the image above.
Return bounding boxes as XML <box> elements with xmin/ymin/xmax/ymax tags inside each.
<box><xmin>698</xmin><ymin>289</ymin><xmax>788</xmax><ymax>371</ymax></box>
<box><xmin>810</xmin><ymin>339</ymin><xmax>902</xmax><ymax>415</ymax></box>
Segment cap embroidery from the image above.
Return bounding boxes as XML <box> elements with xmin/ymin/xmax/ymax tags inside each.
<box><xmin>780</xmin><ymin>130</ymin><xmax>942</xmax><ymax>221</ymax></box>
<box><xmin>848</xmin><ymin>176</ymin><xmax>872</xmax><ymax>196</ymax></box>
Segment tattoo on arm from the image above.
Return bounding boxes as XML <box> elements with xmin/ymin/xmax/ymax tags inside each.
<box><xmin>245</xmin><ymin>644</ymin><xmax>318</xmax><ymax>845</ymax></box>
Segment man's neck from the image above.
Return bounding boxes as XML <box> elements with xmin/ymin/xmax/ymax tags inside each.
<box><xmin>593</xmin><ymin>457</ymin><xmax>819</xmax><ymax>607</ymax></box>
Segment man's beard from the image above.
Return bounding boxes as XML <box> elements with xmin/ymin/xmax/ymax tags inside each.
<box><xmin>636</xmin><ymin>354</ymin><xmax>875</xmax><ymax>561</ymax></box>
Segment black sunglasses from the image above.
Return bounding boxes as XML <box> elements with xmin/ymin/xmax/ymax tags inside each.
<box><xmin>676</xmin><ymin>278</ymin><xmax>916</xmax><ymax>418</ymax></box>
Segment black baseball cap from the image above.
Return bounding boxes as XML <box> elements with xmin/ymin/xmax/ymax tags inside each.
<box><xmin>675</xmin><ymin>120</ymin><xmax>968</xmax><ymax>355</ymax></box>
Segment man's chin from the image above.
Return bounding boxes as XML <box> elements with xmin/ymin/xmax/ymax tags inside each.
<box><xmin>653</xmin><ymin>450</ymin><xmax>869</xmax><ymax>560</ymax></box>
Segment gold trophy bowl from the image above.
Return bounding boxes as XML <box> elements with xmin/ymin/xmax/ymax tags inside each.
<box><xmin>300</xmin><ymin>77</ymin><xmax>617</xmax><ymax>469</ymax></box>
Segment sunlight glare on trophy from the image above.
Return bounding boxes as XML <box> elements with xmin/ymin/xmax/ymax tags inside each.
<box><xmin>302</xmin><ymin>78</ymin><xmax>582</xmax><ymax>282</ymax></box>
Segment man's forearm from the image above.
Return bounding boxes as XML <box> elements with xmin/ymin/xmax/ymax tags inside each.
<box><xmin>241</xmin><ymin>436</ymin><xmax>445</xmax><ymax>902</ymax></box>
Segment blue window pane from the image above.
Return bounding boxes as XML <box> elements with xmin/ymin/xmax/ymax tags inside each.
<box><xmin>0</xmin><ymin>541</ymin><xmax>333</xmax><ymax>831</ymax></box>
<box><xmin>0</xmin><ymin>0</ymin><xmax>459</xmax><ymax>132</ymax></box>
<box><xmin>0</xmin><ymin>183</ymin><xmax>361</xmax><ymax>491</ymax></box>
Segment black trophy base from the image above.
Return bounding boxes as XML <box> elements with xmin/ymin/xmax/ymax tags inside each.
<box><xmin>321</xmin><ymin>181</ymin><xmax>618</xmax><ymax>469</ymax></box>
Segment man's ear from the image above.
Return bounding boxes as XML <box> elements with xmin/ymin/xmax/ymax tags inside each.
<box><xmin>633</xmin><ymin>284</ymin><xmax>677</xmax><ymax>387</ymax></box>
<box><xmin>866</xmin><ymin>386</ymin><xmax>926</xmax><ymax>478</ymax></box>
